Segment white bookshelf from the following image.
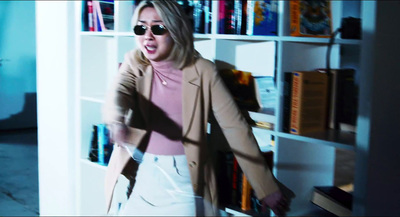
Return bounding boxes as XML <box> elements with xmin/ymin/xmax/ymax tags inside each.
<box><xmin>73</xmin><ymin>1</ymin><xmax>360</xmax><ymax>215</ymax></box>
<box><xmin>37</xmin><ymin>0</ymin><xmax>400</xmax><ymax>216</ymax></box>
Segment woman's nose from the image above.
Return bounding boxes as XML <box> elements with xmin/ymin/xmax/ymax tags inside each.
<box><xmin>144</xmin><ymin>27</ymin><xmax>154</xmax><ymax>40</ymax></box>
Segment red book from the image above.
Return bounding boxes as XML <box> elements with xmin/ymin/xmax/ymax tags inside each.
<box><xmin>232</xmin><ymin>157</ymin><xmax>239</xmax><ymax>205</ymax></box>
<box><xmin>218</xmin><ymin>0</ymin><xmax>226</xmax><ymax>34</ymax></box>
<box><xmin>87</xmin><ymin>0</ymin><xmax>94</xmax><ymax>31</ymax></box>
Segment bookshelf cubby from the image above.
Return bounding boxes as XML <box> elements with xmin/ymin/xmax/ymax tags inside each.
<box><xmin>73</xmin><ymin>0</ymin><xmax>361</xmax><ymax>216</ymax></box>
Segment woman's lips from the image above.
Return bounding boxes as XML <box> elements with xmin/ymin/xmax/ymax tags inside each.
<box><xmin>145</xmin><ymin>45</ymin><xmax>156</xmax><ymax>54</ymax></box>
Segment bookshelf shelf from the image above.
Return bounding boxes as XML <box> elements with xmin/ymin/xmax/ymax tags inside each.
<box><xmin>80</xmin><ymin>158</ymin><xmax>107</xmax><ymax>171</ymax></box>
<box><xmin>80</xmin><ymin>96</ymin><xmax>105</xmax><ymax>104</ymax></box>
<box><xmin>276</xmin><ymin>131</ymin><xmax>356</xmax><ymax>151</ymax></box>
<box><xmin>278</xmin><ymin>36</ymin><xmax>361</xmax><ymax>45</ymax></box>
<box><xmin>80</xmin><ymin>31</ymin><xmax>116</xmax><ymax>37</ymax></box>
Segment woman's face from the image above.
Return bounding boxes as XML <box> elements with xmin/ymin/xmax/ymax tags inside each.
<box><xmin>135</xmin><ymin>7</ymin><xmax>174</xmax><ymax>62</ymax></box>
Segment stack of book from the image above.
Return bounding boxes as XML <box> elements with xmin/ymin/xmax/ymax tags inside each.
<box><xmin>176</xmin><ymin>0</ymin><xmax>212</xmax><ymax>34</ymax></box>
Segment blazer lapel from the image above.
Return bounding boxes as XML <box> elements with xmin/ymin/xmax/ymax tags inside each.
<box><xmin>136</xmin><ymin>65</ymin><xmax>153</xmax><ymax>124</ymax></box>
<box><xmin>182</xmin><ymin>63</ymin><xmax>200</xmax><ymax>137</ymax></box>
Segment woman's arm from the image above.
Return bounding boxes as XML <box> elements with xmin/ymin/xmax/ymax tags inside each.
<box><xmin>103</xmin><ymin>51</ymin><xmax>138</xmax><ymax>142</ymax></box>
<box><xmin>208</xmin><ymin>65</ymin><xmax>279</xmax><ymax>199</ymax></box>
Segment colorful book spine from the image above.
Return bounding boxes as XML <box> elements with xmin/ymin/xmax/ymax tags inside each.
<box><xmin>231</xmin><ymin>156</ymin><xmax>239</xmax><ymax>206</ymax></box>
<box><xmin>234</xmin><ymin>0</ymin><xmax>243</xmax><ymax>35</ymax></box>
<box><xmin>93</xmin><ymin>0</ymin><xmax>106</xmax><ymax>31</ymax></box>
<box><xmin>282</xmin><ymin>72</ymin><xmax>293</xmax><ymax>133</ymax></box>
<box><xmin>97</xmin><ymin>124</ymin><xmax>113</xmax><ymax>165</ymax></box>
<box><xmin>246</xmin><ymin>0</ymin><xmax>254</xmax><ymax>35</ymax></box>
<box><xmin>290</xmin><ymin>71</ymin><xmax>329</xmax><ymax>135</ymax></box>
<box><xmin>204</xmin><ymin>0</ymin><xmax>211</xmax><ymax>33</ymax></box>
<box><xmin>218</xmin><ymin>0</ymin><xmax>226</xmax><ymax>34</ymax></box>
<box><xmin>87</xmin><ymin>0</ymin><xmax>94</xmax><ymax>31</ymax></box>
<box><xmin>241</xmin><ymin>174</ymin><xmax>252</xmax><ymax>211</ymax></box>
<box><xmin>247</xmin><ymin>0</ymin><xmax>278</xmax><ymax>36</ymax></box>
<box><xmin>88</xmin><ymin>125</ymin><xmax>98</xmax><ymax>162</ymax></box>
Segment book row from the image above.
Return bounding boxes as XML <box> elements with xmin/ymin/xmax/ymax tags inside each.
<box><xmin>88</xmin><ymin>124</ymin><xmax>113</xmax><ymax>165</ymax></box>
<box><xmin>219</xmin><ymin>69</ymin><xmax>277</xmax><ymax>113</ymax></box>
<box><xmin>283</xmin><ymin>69</ymin><xmax>358</xmax><ymax>135</ymax></box>
<box><xmin>82</xmin><ymin>0</ymin><xmax>115</xmax><ymax>32</ymax></box>
<box><xmin>218</xmin><ymin>67</ymin><xmax>358</xmax><ymax>135</ymax></box>
<box><xmin>81</xmin><ymin>0</ymin><xmax>340</xmax><ymax>38</ymax></box>
<box><xmin>217</xmin><ymin>151</ymin><xmax>274</xmax><ymax>214</ymax></box>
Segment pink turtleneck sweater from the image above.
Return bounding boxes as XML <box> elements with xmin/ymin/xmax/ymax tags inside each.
<box><xmin>145</xmin><ymin>60</ymin><xmax>185</xmax><ymax>155</ymax></box>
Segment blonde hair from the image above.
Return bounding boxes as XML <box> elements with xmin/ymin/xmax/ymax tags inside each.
<box><xmin>131</xmin><ymin>0</ymin><xmax>199</xmax><ymax>69</ymax></box>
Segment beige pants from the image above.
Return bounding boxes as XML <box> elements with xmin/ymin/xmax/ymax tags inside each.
<box><xmin>119</xmin><ymin>153</ymin><xmax>199</xmax><ymax>216</ymax></box>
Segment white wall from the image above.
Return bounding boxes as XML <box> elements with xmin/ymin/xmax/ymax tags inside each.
<box><xmin>36</xmin><ymin>1</ymin><xmax>77</xmax><ymax>215</ymax></box>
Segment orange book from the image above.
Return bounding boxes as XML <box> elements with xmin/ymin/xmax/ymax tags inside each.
<box><xmin>241</xmin><ymin>173</ymin><xmax>252</xmax><ymax>211</ymax></box>
<box><xmin>290</xmin><ymin>0</ymin><xmax>332</xmax><ymax>38</ymax></box>
<box><xmin>290</xmin><ymin>71</ymin><xmax>328</xmax><ymax>135</ymax></box>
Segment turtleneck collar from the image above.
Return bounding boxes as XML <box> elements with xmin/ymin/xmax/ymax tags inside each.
<box><xmin>149</xmin><ymin>60</ymin><xmax>176</xmax><ymax>73</ymax></box>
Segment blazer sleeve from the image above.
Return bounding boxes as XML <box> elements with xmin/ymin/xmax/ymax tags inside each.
<box><xmin>103</xmin><ymin>51</ymin><xmax>138</xmax><ymax>125</ymax></box>
<box><xmin>208</xmin><ymin>65</ymin><xmax>279</xmax><ymax>200</ymax></box>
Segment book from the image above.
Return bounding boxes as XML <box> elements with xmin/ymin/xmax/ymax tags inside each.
<box><xmin>91</xmin><ymin>0</ymin><xmax>99</xmax><ymax>31</ymax></box>
<box><xmin>88</xmin><ymin>125</ymin><xmax>98</xmax><ymax>162</ymax></box>
<box><xmin>217</xmin><ymin>151</ymin><xmax>234</xmax><ymax>207</ymax></box>
<box><xmin>317</xmin><ymin>68</ymin><xmax>357</xmax><ymax>130</ymax></box>
<box><xmin>204</xmin><ymin>0</ymin><xmax>212</xmax><ymax>34</ymax></box>
<box><xmin>217</xmin><ymin>151</ymin><xmax>274</xmax><ymax>214</ymax></box>
<box><xmin>81</xmin><ymin>1</ymin><xmax>90</xmax><ymax>31</ymax></box>
<box><xmin>254</xmin><ymin>76</ymin><xmax>277</xmax><ymax>111</ymax></box>
<box><xmin>232</xmin><ymin>156</ymin><xmax>243</xmax><ymax>207</ymax></box>
<box><xmin>93</xmin><ymin>1</ymin><xmax>104</xmax><ymax>31</ymax></box>
<box><xmin>290</xmin><ymin>0</ymin><xmax>332</xmax><ymax>38</ymax></box>
<box><xmin>193</xmin><ymin>0</ymin><xmax>205</xmax><ymax>33</ymax></box>
<box><xmin>97</xmin><ymin>124</ymin><xmax>113</xmax><ymax>165</ymax></box>
<box><xmin>311</xmin><ymin>186</ymin><xmax>353</xmax><ymax>216</ymax></box>
<box><xmin>87</xmin><ymin>0</ymin><xmax>94</xmax><ymax>31</ymax></box>
<box><xmin>233</xmin><ymin>0</ymin><xmax>247</xmax><ymax>35</ymax></box>
<box><xmin>246</xmin><ymin>0</ymin><xmax>278</xmax><ymax>36</ymax></box>
<box><xmin>290</xmin><ymin>71</ymin><xmax>329</xmax><ymax>135</ymax></box>
<box><xmin>98</xmin><ymin>0</ymin><xmax>114</xmax><ymax>31</ymax></box>
<box><xmin>282</xmin><ymin>72</ymin><xmax>293</xmax><ymax>133</ymax></box>
<box><xmin>219</xmin><ymin>69</ymin><xmax>259</xmax><ymax>110</ymax></box>
<box><xmin>91</xmin><ymin>0</ymin><xmax>114</xmax><ymax>32</ymax></box>
<box><xmin>218</xmin><ymin>0</ymin><xmax>235</xmax><ymax>34</ymax></box>
<box><xmin>241</xmin><ymin>173</ymin><xmax>252</xmax><ymax>211</ymax></box>
<box><xmin>177</xmin><ymin>0</ymin><xmax>195</xmax><ymax>30</ymax></box>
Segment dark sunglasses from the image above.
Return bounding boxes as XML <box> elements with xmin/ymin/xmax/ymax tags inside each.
<box><xmin>133</xmin><ymin>24</ymin><xmax>168</xmax><ymax>36</ymax></box>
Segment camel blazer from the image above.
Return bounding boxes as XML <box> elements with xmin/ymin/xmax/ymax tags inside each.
<box><xmin>103</xmin><ymin>50</ymin><xmax>279</xmax><ymax>215</ymax></box>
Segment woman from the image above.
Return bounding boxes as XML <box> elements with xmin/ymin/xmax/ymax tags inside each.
<box><xmin>103</xmin><ymin>0</ymin><xmax>289</xmax><ymax>216</ymax></box>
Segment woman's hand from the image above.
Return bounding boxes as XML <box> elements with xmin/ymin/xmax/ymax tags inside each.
<box><xmin>110</xmin><ymin>123</ymin><xmax>128</xmax><ymax>146</ymax></box>
<box><xmin>261</xmin><ymin>190</ymin><xmax>289</xmax><ymax>216</ymax></box>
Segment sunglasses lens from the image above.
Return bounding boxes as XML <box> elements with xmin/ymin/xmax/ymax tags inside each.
<box><xmin>151</xmin><ymin>25</ymin><xmax>167</xmax><ymax>35</ymax></box>
<box><xmin>134</xmin><ymin>25</ymin><xmax>146</xmax><ymax>35</ymax></box>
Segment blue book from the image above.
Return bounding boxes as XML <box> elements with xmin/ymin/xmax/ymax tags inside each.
<box><xmin>97</xmin><ymin>124</ymin><xmax>113</xmax><ymax>165</ymax></box>
<box><xmin>246</xmin><ymin>0</ymin><xmax>278</xmax><ymax>36</ymax></box>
